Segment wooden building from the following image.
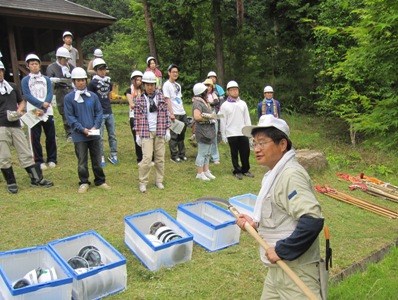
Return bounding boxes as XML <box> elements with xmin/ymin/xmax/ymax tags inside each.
<box><xmin>0</xmin><ymin>0</ymin><xmax>116</xmax><ymax>87</ymax></box>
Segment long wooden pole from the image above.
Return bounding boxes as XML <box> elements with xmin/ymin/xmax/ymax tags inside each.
<box><xmin>228</xmin><ymin>206</ymin><xmax>319</xmax><ymax>300</ymax></box>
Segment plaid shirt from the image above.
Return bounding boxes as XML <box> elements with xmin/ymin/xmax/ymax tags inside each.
<box><xmin>135</xmin><ymin>91</ymin><xmax>170</xmax><ymax>138</ymax></box>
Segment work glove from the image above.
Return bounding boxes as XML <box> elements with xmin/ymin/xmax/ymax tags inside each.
<box><xmin>222</xmin><ymin>136</ymin><xmax>228</xmax><ymax>144</ymax></box>
<box><xmin>165</xmin><ymin>130</ymin><xmax>171</xmax><ymax>142</ymax></box>
<box><xmin>136</xmin><ymin>136</ymin><xmax>142</xmax><ymax>147</ymax></box>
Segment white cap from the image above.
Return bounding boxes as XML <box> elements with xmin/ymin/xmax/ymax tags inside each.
<box><xmin>63</xmin><ymin>31</ymin><xmax>73</xmax><ymax>38</ymax></box>
<box><xmin>242</xmin><ymin>115</ymin><xmax>290</xmax><ymax>137</ymax></box>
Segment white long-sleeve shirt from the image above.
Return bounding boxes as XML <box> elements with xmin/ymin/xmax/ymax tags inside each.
<box><xmin>219</xmin><ymin>98</ymin><xmax>251</xmax><ymax>138</ymax></box>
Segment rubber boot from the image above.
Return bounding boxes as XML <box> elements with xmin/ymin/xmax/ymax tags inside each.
<box><xmin>1</xmin><ymin>167</ymin><xmax>18</xmax><ymax>194</ymax></box>
<box><xmin>25</xmin><ymin>164</ymin><xmax>54</xmax><ymax>188</ymax></box>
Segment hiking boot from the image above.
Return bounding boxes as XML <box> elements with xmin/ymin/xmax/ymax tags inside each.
<box><xmin>196</xmin><ymin>173</ymin><xmax>210</xmax><ymax>181</ymax></box>
<box><xmin>98</xmin><ymin>183</ymin><xmax>111</xmax><ymax>190</ymax></box>
<box><xmin>155</xmin><ymin>182</ymin><xmax>164</xmax><ymax>189</ymax></box>
<box><xmin>78</xmin><ymin>183</ymin><xmax>89</xmax><ymax>193</ymax></box>
<box><xmin>107</xmin><ymin>155</ymin><xmax>119</xmax><ymax>165</ymax></box>
<box><xmin>6</xmin><ymin>183</ymin><xmax>18</xmax><ymax>194</ymax></box>
<box><xmin>204</xmin><ymin>171</ymin><xmax>216</xmax><ymax>180</ymax></box>
<box><xmin>234</xmin><ymin>173</ymin><xmax>243</xmax><ymax>180</ymax></box>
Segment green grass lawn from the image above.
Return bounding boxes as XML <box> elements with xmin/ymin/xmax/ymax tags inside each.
<box><xmin>0</xmin><ymin>104</ymin><xmax>397</xmax><ymax>299</ymax></box>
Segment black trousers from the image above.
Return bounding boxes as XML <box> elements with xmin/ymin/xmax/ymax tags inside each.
<box><xmin>227</xmin><ymin>135</ymin><xmax>251</xmax><ymax>174</ymax></box>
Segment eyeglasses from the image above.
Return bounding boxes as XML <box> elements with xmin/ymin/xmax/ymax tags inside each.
<box><xmin>251</xmin><ymin>140</ymin><xmax>274</xmax><ymax>149</ymax></box>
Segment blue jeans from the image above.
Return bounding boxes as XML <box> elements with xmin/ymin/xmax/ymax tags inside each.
<box><xmin>210</xmin><ymin>120</ymin><xmax>220</xmax><ymax>162</ymax></box>
<box><xmin>74</xmin><ymin>138</ymin><xmax>105</xmax><ymax>186</ymax></box>
<box><xmin>195</xmin><ymin>143</ymin><xmax>212</xmax><ymax>167</ymax></box>
<box><xmin>100</xmin><ymin>114</ymin><xmax>117</xmax><ymax>157</ymax></box>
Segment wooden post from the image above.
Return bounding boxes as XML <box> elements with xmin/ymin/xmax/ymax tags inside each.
<box><xmin>7</xmin><ymin>19</ymin><xmax>20</xmax><ymax>88</ymax></box>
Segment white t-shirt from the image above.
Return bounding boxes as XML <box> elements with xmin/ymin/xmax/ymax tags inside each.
<box><xmin>145</xmin><ymin>94</ymin><xmax>158</xmax><ymax>131</ymax></box>
<box><xmin>220</xmin><ymin>98</ymin><xmax>251</xmax><ymax>138</ymax></box>
<box><xmin>163</xmin><ymin>80</ymin><xmax>185</xmax><ymax>115</ymax></box>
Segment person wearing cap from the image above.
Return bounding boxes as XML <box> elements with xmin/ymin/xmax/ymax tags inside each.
<box><xmin>219</xmin><ymin>80</ymin><xmax>253</xmax><ymax>180</ymax></box>
<box><xmin>0</xmin><ymin>61</ymin><xmax>53</xmax><ymax>194</ymax></box>
<box><xmin>145</xmin><ymin>56</ymin><xmax>162</xmax><ymax>91</ymax></box>
<box><xmin>125</xmin><ymin>70</ymin><xmax>144</xmax><ymax>163</ymax></box>
<box><xmin>135</xmin><ymin>71</ymin><xmax>171</xmax><ymax>193</ymax></box>
<box><xmin>192</xmin><ymin>82</ymin><xmax>217</xmax><ymax>180</ymax></box>
<box><xmin>163</xmin><ymin>64</ymin><xmax>187</xmax><ymax>163</ymax></box>
<box><xmin>64</xmin><ymin>67</ymin><xmax>111</xmax><ymax>193</ymax></box>
<box><xmin>46</xmin><ymin>47</ymin><xmax>75</xmax><ymax>142</ymax></box>
<box><xmin>257</xmin><ymin>85</ymin><xmax>281</xmax><ymax>120</ymax></box>
<box><xmin>21</xmin><ymin>54</ymin><xmax>57</xmax><ymax>170</ymax></box>
<box><xmin>87</xmin><ymin>49</ymin><xmax>107</xmax><ymax>77</ymax></box>
<box><xmin>62</xmin><ymin>31</ymin><xmax>79</xmax><ymax>67</ymax></box>
<box><xmin>87</xmin><ymin>58</ymin><xmax>118</xmax><ymax>166</ymax></box>
<box><xmin>203</xmin><ymin>78</ymin><xmax>220</xmax><ymax>164</ymax></box>
<box><xmin>237</xmin><ymin>115</ymin><xmax>324</xmax><ymax>299</ymax></box>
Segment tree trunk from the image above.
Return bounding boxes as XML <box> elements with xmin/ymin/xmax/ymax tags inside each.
<box><xmin>236</xmin><ymin>0</ymin><xmax>244</xmax><ymax>29</ymax></box>
<box><xmin>143</xmin><ymin>0</ymin><xmax>158</xmax><ymax>61</ymax></box>
<box><xmin>213</xmin><ymin>0</ymin><xmax>225</xmax><ymax>87</ymax></box>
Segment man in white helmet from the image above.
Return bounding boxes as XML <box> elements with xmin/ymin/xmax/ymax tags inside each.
<box><xmin>87</xmin><ymin>49</ymin><xmax>105</xmax><ymax>77</ymax></box>
<box><xmin>62</xmin><ymin>31</ymin><xmax>79</xmax><ymax>67</ymax></box>
<box><xmin>219</xmin><ymin>80</ymin><xmax>254</xmax><ymax>180</ymax></box>
<box><xmin>64</xmin><ymin>67</ymin><xmax>111</xmax><ymax>193</ymax></box>
<box><xmin>46</xmin><ymin>47</ymin><xmax>75</xmax><ymax>142</ymax></box>
<box><xmin>0</xmin><ymin>61</ymin><xmax>53</xmax><ymax>194</ymax></box>
<box><xmin>87</xmin><ymin>58</ymin><xmax>118</xmax><ymax>166</ymax></box>
<box><xmin>257</xmin><ymin>85</ymin><xmax>281</xmax><ymax>120</ymax></box>
<box><xmin>134</xmin><ymin>71</ymin><xmax>171</xmax><ymax>193</ymax></box>
<box><xmin>21</xmin><ymin>54</ymin><xmax>57</xmax><ymax>170</ymax></box>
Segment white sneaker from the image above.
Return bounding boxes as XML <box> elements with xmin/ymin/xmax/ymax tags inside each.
<box><xmin>204</xmin><ymin>171</ymin><xmax>216</xmax><ymax>180</ymax></box>
<box><xmin>78</xmin><ymin>183</ymin><xmax>89</xmax><ymax>193</ymax></box>
<box><xmin>139</xmin><ymin>184</ymin><xmax>147</xmax><ymax>193</ymax></box>
<box><xmin>40</xmin><ymin>163</ymin><xmax>48</xmax><ymax>170</ymax></box>
<box><xmin>48</xmin><ymin>162</ymin><xmax>56</xmax><ymax>168</ymax></box>
<box><xmin>196</xmin><ymin>173</ymin><xmax>210</xmax><ymax>181</ymax></box>
<box><xmin>155</xmin><ymin>182</ymin><xmax>164</xmax><ymax>189</ymax></box>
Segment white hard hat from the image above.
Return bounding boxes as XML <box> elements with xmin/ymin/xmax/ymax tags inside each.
<box><xmin>130</xmin><ymin>70</ymin><xmax>143</xmax><ymax>79</ymax></box>
<box><xmin>264</xmin><ymin>85</ymin><xmax>274</xmax><ymax>93</ymax></box>
<box><xmin>142</xmin><ymin>71</ymin><xmax>157</xmax><ymax>83</ymax></box>
<box><xmin>93</xmin><ymin>49</ymin><xmax>103</xmax><ymax>57</ymax></box>
<box><xmin>63</xmin><ymin>31</ymin><xmax>73</xmax><ymax>38</ymax></box>
<box><xmin>92</xmin><ymin>58</ymin><xmax>106</xmax><ymax>69</ymax></box>
<box><xmin>226</xmin><ymin>80</ymin><xmax>239</xmax><ymax>90</ymax></box>
<box><xmin>193</xmin><ymin>82</ymin><xmax>207</xmax><ymax>96</ymax></box>
<box><xmin>0</xmin><ymin>61</ymin><xmax>4</xmax><ymax>70</ymax></box>
<box><xmin>207</xmin><ymin>71</ymin><xmax>217</xmax><ymax>78</ymax></box>
<box><xmin>56</xmin><ymin>47</ymin><xmax>71</xmax><ymax>59</ymax></box>
<box><xmin>146</xmin><ymin>56</ymin><xmax>156</xmax><ymax>65</ymax></box>
<box><xmin>71</xmin><ymin>67</ymin><xmax>88</xmax><ymax>79</ymax></box>
<box><xmin>25</xmin><ymin>54</ymin><xmax>41</xmax><ymax>64</ymax></box>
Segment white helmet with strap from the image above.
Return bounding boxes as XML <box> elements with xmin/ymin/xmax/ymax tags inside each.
<box><xmin>25</xmin><ymin>54</ymin><xmax>41</xmax><ymax>64</ymax></box>
<box><xmin>56</xmin><ymin>47</ymin><xmax>71</xmax><ymax>59</ymax></box>
<box><xmin>71</xmin><ymin>67</ymin><xmax>88</xmax><ymax>79</ymax></box>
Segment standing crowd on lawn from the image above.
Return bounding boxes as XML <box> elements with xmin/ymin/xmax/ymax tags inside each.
<box><xmin>0</xmin><ymin>30</ymin><xmax>283</xmax><ymax>195</ymax></box>
<box><xmin>0</xmin><ymin>31</ymin><xmax>328</xmax><ymax>300</ymax></box>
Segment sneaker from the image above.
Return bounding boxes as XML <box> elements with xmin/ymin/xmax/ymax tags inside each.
<box><xmin>139</xmin><ymin>183</ymin><xmax>146</xmax><ymax>193</ymax></box>
<box><xmin>196</xmin><ymin>173</ymin><xmax>210</xmax><ymax>181</ymax></box>
<box><xmin>234</xmin><ymin>173</ymin><xmax>243</xmax><ymax>180</ymax></box>
<box><xmin>98</xmin><ymin>183</ymin><xmax>111</xmax><ymax>190</ymax></box>
<box><xmin>78</xmin><ymin>183</ymin><xmax>89</xmax><ymax>193</ymax></box>
<box><xmin>243</xmin><ymin>172</ymin><xmax>255</xmax><ymax>178</ymax></box>
<box><xmin>213</xmin><ymin>161</ymin><xmax>221</xmax><ymax>165</ymax></box>
<box><xmin>108</xmin><ymin>155</ymin><xmax>119</xmax><ymax>165</ymax></box>
<box><xmin>204</xmin><ymin>171</ymin><xmax>216</xmax><ymax>180</ymax></box>
<box><xmin>48</xmin><ymin>162</ymin><xmax>56</xmax><ymax>168</ymax></box>
<box><xmin>155</xmin><ymin>182</ymin><xmax>164</xmax><ymax>189</ymax></box>
<box><xmin>101</xmin><ymin>156</ymin><xmax>106</xmax><ymax>167</ymax></box>
<box><xmin>170</xmin><ymin>158</ymin><xmax>181</xmax><ymax>163</ymax></box>
<box><xmin>40</xmin><ymin>163</ymin><xmax>48</xmax><ymax>170</ymax></box>
<box><xmin>180</xmin><ymin>157</ymin><xmax>187</xmax><ymax>161</ymax></box>
<box><xmin>66</xmin><ymin>136</ymin><xmax>73</xmax><ymax>143</ymax></box>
